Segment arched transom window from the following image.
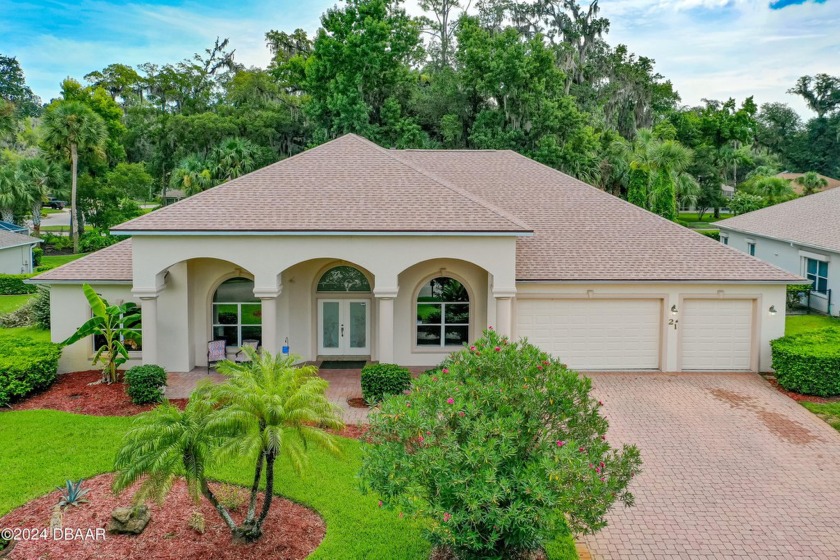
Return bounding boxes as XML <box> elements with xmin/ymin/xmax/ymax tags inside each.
<box><xmin>317</xmin><ymin>266</ymin><xmax>371</xmax><ymax>292</ymax></box>
<box><xmin>416</xmin><ymin>277</ymin><xmax>469</xmax><ymax>347</ymax></box>
<box><xmin>213</xmin><ymin>277</ymin><xmax>261</xmax><ymax>346</ymax></box>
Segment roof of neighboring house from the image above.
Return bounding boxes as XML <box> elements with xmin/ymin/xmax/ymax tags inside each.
<box><xmin>37</xmin><ymin>134</ymin><xmax>800</xmax><ymax>284</ymax></box>
<box><xmin>0</xmin><ymin>221</ymin><xmax>29</xmax><ymax>234</ymax></box>
<box><xmin>164</xmin><ymin>189</ymin><xmax>185</xmax><ymax>200</ymax></box>
<box><xmin>0</xmin><ymin>230</ymin><xmax>41</xmax><ymax>250</ymax></box>
<box><xmin>715</xmin><ymin>187</ymin><xmax>840</xmax><ymax>254</ymax></box>
<box><xmin>721</xmin><ymin>185</ymin><xmax>735</xmax><ymax>194</ymax></box>
<box><xmin>776</xmin><ymin>172</ymin><xmax>840</xmax><ymax>195</ymax></box>
<box><xmin>30</xmin><ymin>240</ymin><xmax>133</xmax><ymax>283</ymax></box>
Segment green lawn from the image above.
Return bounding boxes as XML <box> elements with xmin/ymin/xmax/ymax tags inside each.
<box><xmin>801</xmin><ymin>402</ymin><xmax>840</xmax><ymax>432</ymax></box>
<box><xmin>0</xmin><ymin>294</ymin><xmax>34</xmax><ymax>314</ymax></box>
<box><xmin>0</xmin><ymin>325</ymin><xmax>50</xmax><ymax>342</ymax></box>
<box><xmin>785</xmin><ymin>314</ymin><xmax>840</xmax><ymax>336</ymax></box>
<box><xmin>40</xmin><ymin>225</ymin><xmax>94</xmax><ymax>233</ymax></box>
<box><xmin>40</xmin><ymin>253</ymin><xmax>88</xmax><ymax>268</ymax></box>
<box><xmin>0</xmin><ymin>410</ymin><xmax>577</xmax><ymax>559</ymax></box>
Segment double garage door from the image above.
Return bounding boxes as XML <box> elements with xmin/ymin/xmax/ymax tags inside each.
<box><xmin>516</xmin><ymin>298</ymin><xmax>754</xmax><ymax>371</ymax></box>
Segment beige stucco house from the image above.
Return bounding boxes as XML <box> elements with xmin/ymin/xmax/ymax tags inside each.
<box><xmin>32</xmin><ymin>134</ymin><xmax>800</xmax><ymax>374</ymax></box>
<box><xmin>0</xmin><ymin>230</ymin><xmax>40</xmax><ymax>274</ymax></box>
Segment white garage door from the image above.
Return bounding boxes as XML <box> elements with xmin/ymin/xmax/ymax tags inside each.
<box><xmin>516</xmin><ymin>299</ymin><xmax>661</xmax><ymax>370</ymax></box>
<box><xmin>681</xmin><ymin>299</ymin><xmax>753</xmax><ymax>371</ymax></box>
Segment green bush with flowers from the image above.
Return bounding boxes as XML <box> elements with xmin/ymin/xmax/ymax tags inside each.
<box><xmin>360</xmin><ymin>329</ymin><xmax>642</xmax><ymax>559</ymax></box>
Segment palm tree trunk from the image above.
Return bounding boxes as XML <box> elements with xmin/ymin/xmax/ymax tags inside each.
<box><xmin>245</xmin><ymin>452</ymin><xmax>265</xmax><ymax>523</ymax></box>
<box><xmin>200</xmin><ymin>479</ymin><xmax>238</xmax><ymax>533</ymax></box>
<box><xmin>255</xmin><ymin>450</ymin><xmax>276</xmax><ymax>529</ymax></box>
<box><xmin>0</xmin><ymin>208</ymin><xmax>13</xmax><ymax>223</ymax></box>
<box><xmin>70</xmin><ymin>143</ymin><xmax>79</xmax><ymax>253</ymax></box>
<box><xmin>32</xmin><ymin>202</ymin><xmax>42</xmax><ymax>235</ymax></box>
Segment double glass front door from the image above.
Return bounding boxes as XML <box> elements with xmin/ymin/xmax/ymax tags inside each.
<box><xmin>318</xmin><ymin>299</ymin><xmax>370</xmax><ymax>355</ymax></box>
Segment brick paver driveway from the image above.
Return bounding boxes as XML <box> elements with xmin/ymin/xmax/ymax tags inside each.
<box><xmin>583</xmin><ymin>372</ymin><xmax>840</xmax><ymax>559</ymax></box>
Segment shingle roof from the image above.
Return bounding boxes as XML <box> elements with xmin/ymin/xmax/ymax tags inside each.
<box><xmin>715</xmin><ymin>187</ymin><xmax>840</xmax><ymax>254</ymax></box>
<box><xmin>113</xmin><ymin>135</ymin><xmax>530</xmax><ymax>234</ymax></box>
<box><xmin>30</xmin><ymin>240</ymin><xmax>133</xmax><ymax>283</ymax></box>
<box><xmin>398</xmin><ymin>150</ymin><xmax>800</xmax><ymax>282</ymax></box>
<box><xmin>0</xmin><ymin>230</ymin><xmax>40</xmax><ymax>250</ymax></box>
<box><xmin>776</xmin><ymin>172</ymin><xmax>840</xmax><ymax>195</ymax></box>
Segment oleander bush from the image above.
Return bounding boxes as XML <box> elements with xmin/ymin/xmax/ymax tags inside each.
<box><xmin>360</xmin><ymin>363</ymin><xmax>412</xmax><ymax>404</ymax></box>
<box><xmin>125</xmin><ymin>364</ymin><xmax>168</xmax><ymax>404</ymax></box>
<box><xmin>772</xmin><ymin>327</ymin><xmax>840</xmax><ymax>396</ymax></box>
<box><xmin>361</xmin><ymin>329</ymin><xmax>642</xmax><ymax>559</ymax></box>
<box><xmin>0</xmin><ymin>336</ymin><xmax>62</xmax><ymax>406</ymax></box>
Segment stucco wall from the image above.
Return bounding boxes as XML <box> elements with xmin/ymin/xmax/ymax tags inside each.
<box><xmin>0</xmin><ymin>244</ymin><xmax>33</xmax><ymax>274</ymax></box>
<box><xmin>720</xmin><ymin>228</ymin><xmax>837</xmax><ymax>316</ymax></box>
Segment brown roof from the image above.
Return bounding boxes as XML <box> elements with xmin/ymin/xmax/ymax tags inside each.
<box><xmin>113</xmin><ymin>135</ymin><xmax>530</xmax><ymax>234</ymax></box>
<box><xmin>0</xmin><ymin>230</ymin><xmax>40</xmax><ymax>250</ymax></box>
<box><xmin>776</xmin><ymin>172</ymin><xmax>840</xmax><ymax>195</ymax></box>
<box><xmin>715</xmin><ymin>187</ymin><xmax>840</xmax><ymax>254</ymax></box>
<box><xmin>30</xmin><ymin>240</ymin><xmax>133</xmax><ymax>283</ymax></box>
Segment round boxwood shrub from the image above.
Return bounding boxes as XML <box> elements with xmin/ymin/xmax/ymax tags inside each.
<box><xmin>125</xmin><ymin>365</ymin><xmax>168</xmax><ymax>404</ymax></box>
<box><xmin>360</xmin><ymin>363</ymin><xmax>411</xmax><ymax>404</ymax></box>
<box><xmin>361</xmin><ymin>329</ymin><xmax>642</xmax><ymax>559</ymax></box>
<box><xmin>0</xmin><ymin>336</ymin><xmax>61</xmax><ymax>407</ymax></box>
<box><xmin>771</xmin><ymin>327</ymin><xmax>840</xmax><ymax>396</ymax></box>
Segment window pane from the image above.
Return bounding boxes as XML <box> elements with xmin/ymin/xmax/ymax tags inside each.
<box><xmin>417</xmin><ymin>325</ymin><xmax>442</xmax><ymax>346</ymax></box>
<box><xmin>214</xmin><ymin>277</ymin><xmax>257</xmax><ymax>302</ymax></box>
<box><xmin>819</xmin><ymin>261</ymin><xmax>828</xmax><ymax>277</ymax></box>
<box><xmin>818</xmin><ymin>278</ymin><xmax>828</xmax><ymax>294</ymax></box>
<box><xmin>417</xmin><ymin>304</ymin><xmax>441</xmax><ymax>324</ymax></box>
<box><xmin>214</xmin><ymin>326</ymin><xmax>238</xmax><ymax>346</ymax></box>
<box><xmin>445</xmin><ymin>304</ymin><xmax>470</xmax><ymax>324</ymax></box>
<box><xmin>808</xmin><ymin>259</ymin><xmax>817</xmax><ymax>274</ymax></box>
<box><xmin>322</xmin><ymin>302</ymin><xmax>340</xmax><ymax>348</ymax></box>
<box><xmin>444</xmin><ymin>325</ymin><xmax>469</xmax><ymax>346</ymax></box>
<box><xmin>241</xmin><ymin>326</ymin><xmax>262</xmax><ymax>345</ymax></box>
<box><xmin>214</xmin><ymin>304</ymin><xmax>239</xmax><ymax>325</ymax></box>
<box><xmin>418</xmin><ymin>277</ymin><xmax>468</xmax><ymax>302</ymax></box>
<box><xmin>349</xmin><ymin>301</ymin><xmax>367</xmax><ymax>349</ymax></box>
<box><xmin>241</xmin><ymin>304</ymin><xmax>262</xmax><ymax>325</ymax></box>
<box><xmin>317</xmin><ymin>266</ymin><xmax>371</xmax><ymax>292</ymax></box>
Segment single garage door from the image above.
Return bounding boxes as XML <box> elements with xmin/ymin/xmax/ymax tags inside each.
<box><xmin>516</xmin><ymin>299</ymin><xmax>661</xmax><ymax>370</ymax></box>
<box><xmin>681</xmin><ymin>299</ymin><xmax>754</xmax><ymax>371</ymax></box>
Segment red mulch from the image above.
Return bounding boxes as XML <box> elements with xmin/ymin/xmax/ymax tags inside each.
<box><xmin>0</xmin><ymin>473</ymin><xmax>324</xmax><ymax>560</ymax></box>
<box><xmin>328</xmin><ymin>424</ymin><xmax>369</xmax><ymax>439</ymax></box>
<box><xmin>765</xmin><ymin>376</ymin><xmax>840</xmax><ymax>404</ymax></box>
<box><xmin>8</xmin><ymin>371</ymin><xmax>188</xmax><ymax>416</ymax></box>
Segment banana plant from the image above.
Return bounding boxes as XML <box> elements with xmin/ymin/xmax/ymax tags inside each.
<box><xmin>62</xmin><ymin>284</ymin><xmax>141</xmax><ymax>383</ymax></box>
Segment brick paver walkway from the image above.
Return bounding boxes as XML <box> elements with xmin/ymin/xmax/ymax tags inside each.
<box><xmin>583</xmin><ymin>372</ymin><xmax>840</xmax><ymax>559</ymax></box>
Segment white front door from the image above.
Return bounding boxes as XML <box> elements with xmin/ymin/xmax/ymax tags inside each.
<box><xmin>318</xmin><ymin>299</ymin><xmax>370</xmax><ymax>356</ymax></box>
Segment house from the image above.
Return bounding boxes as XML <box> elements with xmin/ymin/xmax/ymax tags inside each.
<box><xmin>31</xmin><ymin>134</ymin><xmax>800</xmax><ymax>375</ymax></box>
<box><xmin>0</xmin><ymin>230</ymin><xmax>41</xmax><ymax>274</ymax></box>
<box><xmin>716</xmin><ymin>187</ymin><xmax>840</xmax><ymax>316</ymax></box>
<box><xmin>161</xmin><ymin>188</ymin><xmax>186</xmax><ymax>205</ymax></box>
<box><xmin>776</xmin><ymin>172</ymin><xmax>840</xmax><ymax>195</ymax></box>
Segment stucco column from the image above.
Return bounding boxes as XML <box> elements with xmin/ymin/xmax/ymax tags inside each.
<box><xmin>255</xmin><ymin>292</ymin><xmax>280</xmax><ymax>356</ymax></box>
<box><xmin>374</xmin><ymin>288</ymin><xmax>398</xmax><ymax>364</ymax></box>
<box><xmin>494</xmin><ymin>290</ymin><xmax>516</xmax><ymax>339</ymax></box>
<box><xmin>138</xmin><ymin>294</ymin><xmax>159</xmax><ymax>366</ymax></box>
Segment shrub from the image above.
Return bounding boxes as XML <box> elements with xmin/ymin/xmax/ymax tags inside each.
<box><xmin>786</xmin><ymin>283</ymin><xmax>812</xmax><ymax>311</ymax></box>
<box><xmin>41</xmin><ymin>233</ymin><xmax>72</xmax><ymax>252</ymax></box>
<box><xmin>699</xmin><ymin>230</ymin><xmax>721</xmax><ymax>241</ymax></box>
<box><xmin>0</xmin><ymin>273</ymin><xmax>37</xmax><ymax>295</ymax></box>
<box><xmin>361</xmin><ymin>330</ymin><xmax>642</xmax><ymax>558</ymax></box>
<box><xmin>360</xmin><ymin>363</ymin><xmax>411</xmax><ymax>404</ymax></box>
<box><xmin>79</xmin><ymin>231</ymin><xmax>121</xmax><ymax>253</ymax></box>
<box><xmin>0</xmin><ymin>300</ymin><xmax>34</xmax><ymax>327</ymax></box>
<box><xmin>771</xmin><ymin>327</ymin><xmax>840</xmax><ymax>396</ymax></box>
<box><xmin>32</xmin><ymin>287</ymin><xmax>51</xmax><ymax>329</ymax></box>
<box><xmin>125</xmin><ymin>365</ymin><xmax>167</xmax><ymax>404</ymax></box>
<box><xmin>0</xmin><ymin>336</ymin><xmax>61</xmax><ymax>406</ymax></box>
<box><xmin>32</xmin><ymin>246</ymin><xmax>43</xmax><ymax>267</ymax></box>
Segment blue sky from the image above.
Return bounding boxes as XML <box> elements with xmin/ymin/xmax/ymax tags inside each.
<box><xmin>2</xmin><ymin>0</ymin><xmax>838</xmax><ymax>116</ymax></box>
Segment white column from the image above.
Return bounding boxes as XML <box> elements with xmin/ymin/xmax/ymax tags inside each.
<box><xmin>374</xmin><ymin>289</ymin><xmax>398</xmax><ymax>363</ymax></box>
<box><xmin>257</xmin><ymin>295</ymin><xmax>279</xmax><ymax>355</ymax></box>
<box><xmin>138</xmin><ymin>294</ymin><xmax>159</xmax><ymax>365</ymax></box>
<box><xmin>494</xmin><ymin>290</ymin><xmax>516</xmax><ymax>339</ymax></box>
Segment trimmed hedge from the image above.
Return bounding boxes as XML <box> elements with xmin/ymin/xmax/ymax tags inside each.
<box><xmin>0</xmin><ymin>336</ymin><xmax>61</xmax><ymax>406</ymax></box>
<box><xmin>125</xmin><ymin>364</ymin><xmax>167</xmax><ymax>404</ymax></box>
<box><xmin>360</xmin><ymin>363</ymin><xmax>411</xmax><ymax>404</ymax></box>
<box><xmin>0</xmin><ymin>274</ymin><xmax>37</xmax><ymax>295</ymax></box>
<box><xmin>699</xmin><ymin>230</ymin><xmax>721</xmax><ymax>241</ymax></box>
<box><xmin>771</xmin><ymin>327</ymin><xmax>840</xmax><ymax>396</ymax></box>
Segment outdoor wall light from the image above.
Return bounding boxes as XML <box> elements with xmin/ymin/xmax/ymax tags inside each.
<box><xmin>670</xmin><ymin>305</ymin><xmax>678</xmax><ymax>315</ymax></box>
<box><xmin>769</xmin><ymin>305</ymin><xmax>777</xmax><ymax>316</ymax></box>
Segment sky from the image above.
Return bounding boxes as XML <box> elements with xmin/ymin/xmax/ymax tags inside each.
<box><xmin>1</xmin><ymin>0</ymin><xmax>838</xmax><ymax>117</ymax></box>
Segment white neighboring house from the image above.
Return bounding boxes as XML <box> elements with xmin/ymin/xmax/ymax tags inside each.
<box><xmin>716</xmin><ymin>187</ymin><xmax>840</xmax><ymax>316</ymax></box>
<box><xmin>0</xmin><ymin>230</ymin><xmax>41</xmax><ymax>274</ymax></box>
<box><xmin>31</xmin><ymin>134</ymin><xmax>800</xmax><ymax>375</ymax></box>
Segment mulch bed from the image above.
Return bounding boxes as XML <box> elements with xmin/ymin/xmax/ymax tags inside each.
<box><xmin>764</xmin><ymin>376</ymin><xmax>840</xmax><ymax>404</ymax></box>
<box><xmin>346</xmin><ymin>397</ymin><xmax>369</xmax><ymax>409</ymax></box>
<box><xmin>328</xmin><ymin>424</ymin><xmax>369</xmax><ymax>439</ymax></box>
<box><xmin>8</xmin><ymin>371</ymin><xmax>188</xmax><ymax>416</ymax></box>
<box><xmin>0</xmin><ymin>473</ymin><xmax>324</xmax><ymax>560</ymax></box>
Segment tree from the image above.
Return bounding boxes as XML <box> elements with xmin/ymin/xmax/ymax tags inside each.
<box><xmin>83</xmin><ymin>63</ymin><xmax>143</xmax><ymax>105</ymax></box>
<box><xmin>729</xmin><ymin>191</ymin><xmax>765</xmax><ymax>215</ymax></box>
<box><xmin>210</xmin><ymin>137</ymin><xmax>260</xmax><ymax>181</ymax></box>
<box><xmin>755</xmin><ymin>102</ymin><xmax>801</xmax><ymax>156</ymax></box>
<box><xmin>745</xmin><ymin>176</ymin><xmax>795</xmax><ymax>205</ymax></box>
<box><xmin>0</xmin><ymin>54</ymin><xmax>42</xmax><ymax>117</ymax></box>
<box><xmin>788</xmin><ymin>74</ymin><xmax>840</xmax><ymax>118</ymax></box>
<box><xmin>0</xmin><ymin>164</ymin><xmax>25</xmax><ymax>222</ymax></box>
<box><xmin>62</xmin><ymin>284</ymin><xmax>141</xmax><ymax>384</ymax></box>
<box><xmin>41</xmin><ymin>101</ymin><xmax>108</xmax><ymax>253</ymax></box>
<box><xmin>794</xmin><ymin>171</ymin><xmax>828</xmax><ymax>195</ymax></box>
<box><xmin>418</xmin><ymin>0</ymin><xmax>464</xmax><ymax>68</ymax></box>
<box><xmin>17</xmin><ymin>157</ymin><xmax>62</xmax><ymax>234</ymax></box>
<box><xmin>170</xmin><ymin>154</ymin><xmax>213</xmax><ymax>196</ymax></box>
<box><xmin>105</xmin><ymin>162</ymin><xmax>154</xmax><ymax>200</ymax></box>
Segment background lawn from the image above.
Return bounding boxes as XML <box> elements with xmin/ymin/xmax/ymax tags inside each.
<box><xmin>0</xmin><ymin>294</ymin><xmax>34</xmax><ymax>314</ymax></box>
<box><xmin>0</xmin><ymin>325</ymin><xmax>50</xmax><ymax>342</ymax></box>
<box><xmin>801</xmin><ymin>402</ymin><xmax>840</xmax><ymax>432</ymax></box>
<box><xmin>40</xmin><ymin>253</ymin><xmax>88</xmax><ymax>268</ymax></box>
<box><xmin>0</xmin><ymin>410</ymin><xmax>577</xmax><ymax>559</ymax></box>
<box><xmin>785</xmin><ymin>314</ymin><xmax>840</xmax><ymax>336</ymax></box>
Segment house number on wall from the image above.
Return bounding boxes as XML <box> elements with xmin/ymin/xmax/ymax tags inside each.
<box><xmin>668</xmin><ymin>319</ymin><xmax>678</xmax><ymax>330</ymax></box>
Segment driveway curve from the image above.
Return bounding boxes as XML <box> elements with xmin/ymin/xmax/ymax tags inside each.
<box><xmin>584</xmin><ymin>372</ymin><xmax>840</xmax><ymax>559</ymax></box>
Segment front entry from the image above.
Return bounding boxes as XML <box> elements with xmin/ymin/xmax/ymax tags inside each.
<box><xmin>318</xmin><ymin>299</ymin><xmax>370</xmax><ymax>356</ymax></box>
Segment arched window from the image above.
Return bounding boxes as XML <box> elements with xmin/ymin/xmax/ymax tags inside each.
<box><xmin>212</xmin><ymin>277</ymin><xmax>261</xmax><ymax>346</ymax></box>
<box><xmin>317</xmin><ymin>266</ymin><xmax>371</xmax><ymax>292</ymax></box>
<box><xmin>416</xmin><ymin>277</ymin><xmax>469</xmax><ymax>347</ymax></box>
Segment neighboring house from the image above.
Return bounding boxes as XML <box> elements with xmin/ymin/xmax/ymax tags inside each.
<box><xmin>716</xmin><ymin>187</ymin><xmax>840</xmax><ymax>316</ymax></box>
<box><xmin>776</xmin><ymin>172</ymin><xmax>840</xmax><ymax>195</ymax></box>
<box><xmin>680</xmin><ymin>184</ymin><xmax>733</xmax><ymax>212</ymax></box>
<box><xmin>161</xmin><ymin>188</ymin><xmax>186</xmax><ymax>205</ymax></box>
<box><xmin>0</xmin><ymin>230</ymin><xmax>41</xmax><ymax>274</ymax></box>
<box><xmin>32</xmin><ymin>134</ymin><xmax>799</xmax><ymax>375</ymax></box>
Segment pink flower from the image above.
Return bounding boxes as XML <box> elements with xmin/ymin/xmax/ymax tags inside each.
<box><xmin>537</xmin><ymin>366</ymin><xmax>543</xmax><ymax>371</ymax></box>
<box><xmin>600</xmin><ymin>461</ymin><xmax>605</xmax><ymax>468</ymax></box>
<box><xmin>442</xmin><ymin>368</ymin><xmax>449</xmax><ymax>374</ymax></box>
<box><xmin>406</xmin><ymin>402</ymin><xmax>411</xmax><ymax>407</ymax></box>
<box><xmin>443</xmin><ymin>512</ymin><xmax>452</xmax><ymax>523</ymax></box>
<box><xmin>579</xmin><ymin>447</ymin><xmax>585</xmax><ymax>453</ymax></box>
<box><xmin>470</xmin><ymin>345</ymin><xmax>477</xmax><ymax>352</ymax></box>
<box><xmin>458</xmin><ymin>411</ymin><xmax>465</xmax><ymax>417</ymax></box>
<box><xmin>543</xmin><ymin>360</ymin><xmax>550</xmax><ymax>365</ymax></box>
<box><xmin>447</xmin><ymin>397</ymin><xmax>455</xmax><ymax>405</ymax></box>
<box><xmin>600</xmin><ymin>477</ymin><xmax>606</xmax><ymax>482</ymax></box>
<box><xmin>378</xmin><ymin>500</ymin><xmax>383</xmax><ymax>508</ymax></box>
<box><xmin>418</xmin><ymin>435</ymin><xmax>424</xmax><ymax>443</ymax></box>
<box><xmin>556</xmin><ymin>440</ymin><xmax>566</xmax><ymax>447</ymax></box>
<box><xmin>595</xmin><ymin>467</ymin><xmax>601</xmax><ymax>474</ymax></box>
<box><xmin>488</xmin><ymin>325</ymin><xmax>494</xmax><ymax>330</ymax></box>
<box><xmin>432</xmin><ymin>376</ymin><xmax>438</xmax><ymax>382</ymax></box>
<box><xmin>494</xmin><ymin>346</ymin><xmax>501</xmax><ymax>352</ymax></box>
<box><xmin>589</xmin><ymin>463</ymin><xmax>594</xmax><ymax>469</ymax></box>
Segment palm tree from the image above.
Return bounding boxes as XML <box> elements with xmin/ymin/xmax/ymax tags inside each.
<box><xmin>170</xmin><ymin>154</ymin><xmax>214</xmax><ymax>196</ymax></box>
<box><xmin>210</xmin><ymin>348</ymin><xmax>344</xmax><ymax>542</ymax></box>
<box><xmin>17</xmin><ymin>157</ymin><xmax>60</xmax><ymax>235</ymax></box>
<box><xmin>41</xmin><ymin>101</ymin><xmax>107</xmax><ymax>253</ymax></box>
<box><xmin>0</xmin><ymin>164</ymin><xmax>26</xmax><ymax>223</ymax></box>
<box><xmin>750</xmin><ymin>176</ymin><xmax>795</xmax><ymax>205</ymax></box>
<box><xmin>795</xmin><ymin>171</ymin><xmax>828</xmax><ymax>195</ymax></box>
<box><xmin>210</xmin><ymin>137</ymin><xmax>260</xmax><ymax>182</ymax></box>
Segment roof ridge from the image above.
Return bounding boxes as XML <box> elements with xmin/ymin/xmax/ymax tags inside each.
<box><xmin>715</xmin><ymin>185</ymin><xmax>840</xmax><ymax>227</ymax></box>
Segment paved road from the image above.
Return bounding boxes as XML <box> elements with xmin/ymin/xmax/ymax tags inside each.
<box><xmin>583</xmin><ymin>372</ymin><xmax>840</xmax><ymax>559</ymax></box>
